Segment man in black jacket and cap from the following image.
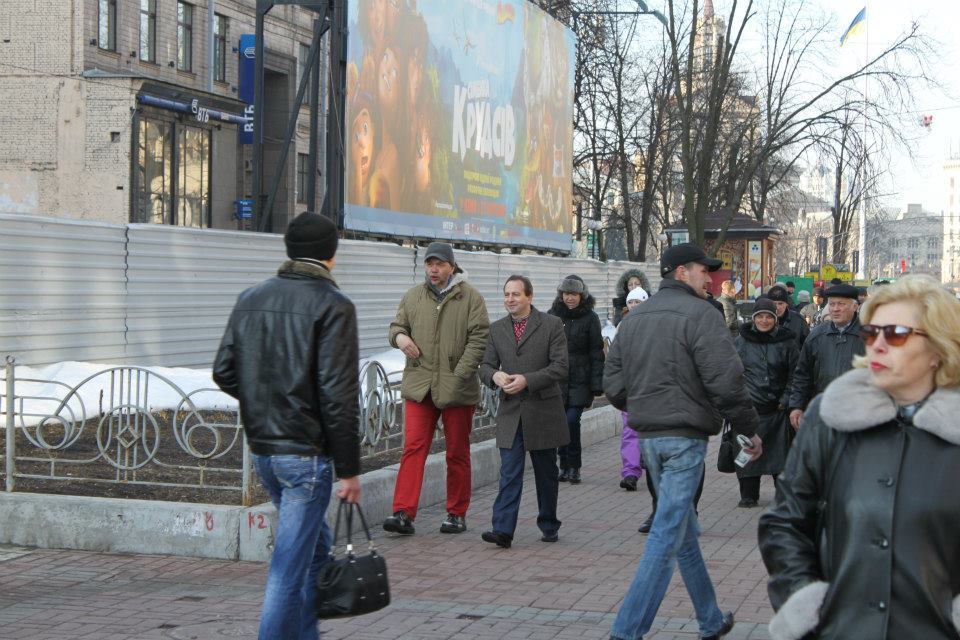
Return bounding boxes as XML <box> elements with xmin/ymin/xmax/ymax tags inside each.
<box><xmin>605</xmin><ymin>243</ymin><xmax>761</xmax><ymax>640</ymax></box>
<box><xmin>766</xmin><ymin>285</ymin><xmax>808</xmax><ymax>350</ymax></box>
<box><xmin>213</xmin><ymin>209</ymin><xmax>361</xmax><ymax>640</ymax></box>
<box><xmin>788</xmin><ymin>283</ymin><xmax>865</xmax><ymax>429</ymax></box>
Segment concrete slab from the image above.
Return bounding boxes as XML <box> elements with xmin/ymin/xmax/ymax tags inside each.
<box><xmin>2</xmin><ymin>406</ymin><xmax>622</xmax><ymax>561</ymax></box>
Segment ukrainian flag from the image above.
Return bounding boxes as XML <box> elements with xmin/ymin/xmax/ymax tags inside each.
<box><xmin>840</xmin><ymin>7</ymin><xmax>866</xmax><ymax>47</ymax></box>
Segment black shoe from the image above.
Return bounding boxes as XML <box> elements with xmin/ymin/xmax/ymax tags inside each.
<box><xmin>481</xmin><ymin>530</ymin><xmax>512</xmax><ymax>548</ymax></box>
<box><xmin>439</xmin><ymin>513</ymin><xmax>466</xmax><ymax>534</ymax></box>
<box><xmin>558</xmin><ymin>468</ymin><xmax>570</xmax><ymax>482</ymax></box>
<box><xmin>540</xmin><ymin>532</ymin><xmax>559</xmax><ymax>543</ymax></box>
<box><xmin>737</xmin><ymin>498</ymin><xmax>758</xmax><ymax>508</ymax></box>
<box><xmin>701</xmin><ymin>611</ymin><xmax>734</xmax><ymax>639</ymax></box>
<box><xmin>568</xmin><ymin>469</ymin><xmax>581</xmax><ymax>484</ymax></box>
<box><xmin>637</xmin><ymin>513</ymin><xmax>654</xmax><ymax>534</ymax></box>
<box><xmin>619</xmin><ymin>475</ymin><xmax>638</xmax><ymax>491</ymax></box>
<box><xmin>383</xmin><ymin>510</ymin><xmax>415</xmax><ymax>535</ymax></box>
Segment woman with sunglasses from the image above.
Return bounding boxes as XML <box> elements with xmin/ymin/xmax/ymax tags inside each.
<box><xmin>758</xmin><ymin>275</ymin><xmax>960</xmax><ymax>640</ymax></box>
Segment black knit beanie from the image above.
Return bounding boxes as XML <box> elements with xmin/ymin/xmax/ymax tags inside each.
<box><xmin>284</xmin><ymin>211</ymin><xmax>338</xmax><ymax>261</ymax></box>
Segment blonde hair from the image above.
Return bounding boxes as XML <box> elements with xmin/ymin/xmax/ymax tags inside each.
<box><xmin>853</xmin><ymin>275</ymin><xmax>960</xmax><ymax>387</ymax></box>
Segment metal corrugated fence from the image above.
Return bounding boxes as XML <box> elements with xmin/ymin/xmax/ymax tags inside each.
<box><xmin>0</xmin><ymin>214</ymin><xmax>658</xmax><ymax>367</ymax></box>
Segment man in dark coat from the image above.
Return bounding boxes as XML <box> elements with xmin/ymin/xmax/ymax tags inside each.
<box><xmin>766</xmin><ymin>285</ymin><xmax>808</xmax><ymax>350</ymax></box>
<box><xmin>549</xmin><ymin>274</ymin><xmax>604</xmax><ymax>483</ymax></box>
<box><xmin>605</xmin><ymin>243</ymin><xmax>761</xmax><ymax>640</ymax></box>
<box><xmin>213</xmin><ymin>211</ymin><xmax>360</xmax><ymax>639</ymax></box>
<box><xmin>478</xmin><ymin>275</ymin><xmax>569</xmax><ymax>548</ymax></box>
<box><xmin>788</xmin><ymin>284</ymin><xmax>865</xmax><ymax>429</ymax></box>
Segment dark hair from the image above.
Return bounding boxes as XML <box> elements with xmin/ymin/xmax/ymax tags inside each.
<box><xmin>661</xmin><ymin>261</ymin><xmax>699</xmax><ymax>280</ymax></box>
<box><xmin>504</xmin><ymin>274</ymin><xmax>533</xmax><ymax>296</ymax></box>
<box><xmin>786</xmin><ymin>281</ymin><xmax>796</xmax><ymax>288</ymax></box>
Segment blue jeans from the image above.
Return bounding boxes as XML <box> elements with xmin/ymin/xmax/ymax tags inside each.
<box><xmin>610</xmin><ymin>438</ymin><xmax>724</xmax><ymax>640</ymax></box>
<box><xmin>558</xmin><ymin>405</ymin><xmax>584</xmax><ymax>469</ymax></box>
<box><xmin>491</xmin><ymin>426</ymin><xmax>561</xmax><ymax>538</ymax></box>
<box><xmin>254</xmin><ymin>454</ymin><xmax>334</xmax><ymax>640</ymax></box>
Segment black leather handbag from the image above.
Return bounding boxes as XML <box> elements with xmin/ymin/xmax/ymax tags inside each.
<box><xmin>716</xmin><ymin>422</ymin><xmax>737</xmax><ymax>473</ymax></box>
<box><xmin>314</xmin><ymin>500</ymin><xmax>390</xmax><ymax>619</ymax></box>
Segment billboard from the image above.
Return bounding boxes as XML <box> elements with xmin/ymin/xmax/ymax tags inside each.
<box><xmin>343</xmin><ymin>0</ymin><xmax>575</xmax><ymax>251</ymax></box>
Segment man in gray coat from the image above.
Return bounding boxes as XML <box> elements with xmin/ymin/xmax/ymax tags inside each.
<box><xmin>605</xmin><ymin>243</ymin><xmax>762</xmax><ymax>640</ymax></box>
<box><xmin>478</xmin><ymin>275</ymin><xmax>569</xmax><ymax>548</ymax></box>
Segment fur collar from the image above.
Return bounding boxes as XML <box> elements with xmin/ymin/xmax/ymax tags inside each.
<box><xmin>820</xmin><ymin>368</ymin><xmax>960</xmax><ymax>445</ymax></box>
<box><xmin>549</xmin><ymin>294</ymin><xmax>596</xmax><ymax>318</ymax></box>
<box><xmin>278</xmin><ymin>259</ymin><xmax>337</xmax><ymax>286</ymax></box>
<box><xmin>425</xmin><ymin>271</ymin><xmax>467</xmax><ymax>297</ymax></box>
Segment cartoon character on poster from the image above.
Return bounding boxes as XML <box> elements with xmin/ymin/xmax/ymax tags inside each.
<box><xmin>748</xmin><ymin>241</ymin><xmax>763</xmax><ymax>299</ymax></box>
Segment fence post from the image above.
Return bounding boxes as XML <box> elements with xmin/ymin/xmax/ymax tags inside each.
<box><xmin>5</xmin><ymin>356</ymin><xmax>15</xmax><ymax>492</ymax></box>
<box><xmin>241</xmin><ymin>431</ymin><xmax>253</xmax><ymax>506</ymax></box>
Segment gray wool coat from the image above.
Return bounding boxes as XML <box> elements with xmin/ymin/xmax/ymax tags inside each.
<box><xmin>479</xmin><ymin>308</ymin><xmax>570</xmax><ymax>451</ymax></box>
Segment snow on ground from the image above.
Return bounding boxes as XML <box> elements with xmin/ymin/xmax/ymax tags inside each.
<box><xmin>5</xmin><ymin>349</ymin><xmax>407</xmax><ymax>428</ymax></box>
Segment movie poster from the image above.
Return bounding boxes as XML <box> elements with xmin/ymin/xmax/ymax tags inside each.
<box><xmin>343</xmin><ymin>0</ymin><xmax>575</xmax><ymax>251</ymax></box>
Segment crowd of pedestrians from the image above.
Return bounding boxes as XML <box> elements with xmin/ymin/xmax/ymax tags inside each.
<box><xmin>213</xmin><ymin>226</ymin><xmax>960</xmax><ymax>640</ymax></box>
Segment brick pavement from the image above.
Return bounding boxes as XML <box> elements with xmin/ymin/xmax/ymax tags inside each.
<box><xmin>0</xmin><ymin>434</ymin><xmax>775</xmax><ymax>640</ymax></box>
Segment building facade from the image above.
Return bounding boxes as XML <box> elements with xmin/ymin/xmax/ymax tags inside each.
<box><xmin>942</xmin><ymin>158</ymin><xmax>960</xmax><ymax>284</ymax></box>
<box><xmin>0</xmin><ymin>0</ymin><xmax>326</xmax><ymax>232</ymax></box>
<box><xmin>866</xmin><ymin>204</ymin><xmax>943</xmax><ymax>281</ymax></box>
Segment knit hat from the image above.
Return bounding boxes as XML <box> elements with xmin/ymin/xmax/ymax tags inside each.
<box><xmin>752</xmin><ymin>297</ymin><xmax>777</xmax><ymax>319</ymax></box>
<box><xmin>558</xmin><ymin>275</ymin><xmax>586</xmax><ymax>295</ymax></box>
<box><xmin>626</xmin><ymin>287</ymin><xmax>649</xmax><ymax>303</ymax></box>
<box><xmin>423</xmin><ymin>241</ymin><xmax>456</xmax><ymax>265</ymax></box>
<box><xmin>797</xmin><ymin>290</ymin><xmax>810</xmax><ymax>302</ymax></box>
<box><xmin>284</xmin><ymin>210</ymin><xmax>339</xmax><ymax>261</ymax></box>
<box><xmin>766</xmin><ymin>285</ymin><xmax>790</xmax><ymax>303</ymax></box>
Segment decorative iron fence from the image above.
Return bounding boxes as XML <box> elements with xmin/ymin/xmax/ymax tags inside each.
<box><xmin>1</xmin><ymin>356</ymin><xmax>501</xmax><ymax>505</ymax></box>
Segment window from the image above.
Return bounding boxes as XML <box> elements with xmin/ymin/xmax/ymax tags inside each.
<box><xmin>908</xmin><ymin>237</ymin><xmax>920</xmax><ymax>249</ymax></box>
<box><xmin>177</xmin><ymin>125</ymin><xmax>211</xmax><ymax>227</ymax></box>
<box><xmin>297</xmin><ymin>43</ymin><xmax>310</xmax><ymax>88</ymax></box>
<box><xmin>928</xmin><ymin>253</ymin><xmax>938</xmax><ymax>262</ymax></box>
<box><xmin>214</xmin><ymin>14</ymin><xmax>228</xmax><ymax>83</ymax></box>
<box><xmin>135</xmin><ymin>117</ymin><xmax>210</xmax><ymax>228</ymax></box>
<box><xmin>98</xmin><ymin>0</ymin><xmax>117</xmax><ymax>51</ymax></box>
<box><xmin>177</xmin><ymin>1</ymin><xmax>194</xmax><ymax>72</ymax></box>
<box><xmin>297</xmin><ymin>153</ymin><xmax>309</xmax><ymax>204</ymax></box>
<box><xmin>140</xmin><ymin>0</ymin><xmax>157</xmax><ymax>62</ymax></box>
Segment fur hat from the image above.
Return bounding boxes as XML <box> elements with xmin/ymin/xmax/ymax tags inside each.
<box><xmin>284</xmin><ymin>210</ymin><xmax>338</xmax><ymax>261</ymax></box>
<box><xmin>766</xmin><ymin>286</ymin><xmax>790</xmax><ymax>303</ymax></box>
<box><xmin>558</xmin><ymin>274</ymin><xmax>588</xmax><ymax>296</ymax></box>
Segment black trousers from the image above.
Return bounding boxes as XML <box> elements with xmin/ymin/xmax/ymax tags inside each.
<box><xmin>738</xmin><ymin>475</ymin><xmax>782</xmax><ymax>501</ymax></box>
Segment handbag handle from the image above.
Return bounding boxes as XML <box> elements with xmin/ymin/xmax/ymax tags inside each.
<box><xmin>330</xmin><ymin>499</ymin><xmax>377</xmax><ymax>556</ymax></box>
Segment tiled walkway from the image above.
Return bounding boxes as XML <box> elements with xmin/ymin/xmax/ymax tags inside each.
<box><xmin>0</xmin><ymin>435</ymin><xmax>775</xmax><ymax>639</ymax></box>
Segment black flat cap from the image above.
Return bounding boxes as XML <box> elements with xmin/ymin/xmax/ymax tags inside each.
<box><xmin>825</xmin><ymin>284</ymin><xmax>859</xmax><ymax>300</ymax></box>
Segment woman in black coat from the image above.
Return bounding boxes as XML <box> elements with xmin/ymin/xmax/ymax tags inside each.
<box><xmin>734</xmin><ymin>297</ymin><xmax>798</xmax><ymax>507</ymax></box>
<box><xmin>759</xmin><ymin>275</ymin><xmax>960</xmax><ymax>639</ymax></box>
<box><xmin>549</xmin><ymin>275</ymin><xmax>604</xmax><ymax>484</ymax></box>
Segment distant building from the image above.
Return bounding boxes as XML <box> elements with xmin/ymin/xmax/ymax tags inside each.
<box><xmin>0</xmin><ymin>1</ymin><xmax>324</xmax><ymax>232</ymax></box>
<box><xmin>867</xmin><ymin>203</ymin><xmax>942</xmax><ymax>281</ymax></box>
<box><xmin>942</xmin><ymin>159</ymin><xmax>960</xmax><ymax>283</ymax></box>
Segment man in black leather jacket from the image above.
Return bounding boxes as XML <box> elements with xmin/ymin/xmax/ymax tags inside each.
<box><xmin>213</xmin><ymin>210</ymin><xmax>360</xmax><ymax>640</ymax></box>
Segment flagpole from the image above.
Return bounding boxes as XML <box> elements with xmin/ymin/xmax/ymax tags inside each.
<box><xmin>856</xmin><ymin>3</ymin><xmax>868</xmax><ymax>280</ymax></box>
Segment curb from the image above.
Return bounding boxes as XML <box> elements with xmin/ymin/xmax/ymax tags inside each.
<box><xmin>0</xmin><ymin>405</ymin><xmax>622</xmax><ymax>561</ymax></box>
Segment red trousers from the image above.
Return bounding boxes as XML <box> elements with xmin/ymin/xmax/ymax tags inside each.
<box><xmin>392</xmin><ymin>395</ymin><xmax>474</xmax><ymax>520</ymax></box>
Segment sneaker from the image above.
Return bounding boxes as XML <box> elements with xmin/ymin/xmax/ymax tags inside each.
<box><xmin>383</xmin><ymin>510</ymin><xmax>415</xmax><ymax>535</ymax></box>
<box><xmin>701</xmin><ymin>611</ymin><xmax>735</xmax><ymax>639</ymax></box>
<box><xmin>737</xmin><ymin>498</ymin><xmax>758</xmax><ymax>508</ymax></box>
<box><xmin>619</xmin><ymin>475</ymin><xmax>638</xmax><ymax>491</ymax></box>
<box><xmin>439</xmin><ymin>514</ymin><xmax>466</xmax><ymax>534</ymax></box>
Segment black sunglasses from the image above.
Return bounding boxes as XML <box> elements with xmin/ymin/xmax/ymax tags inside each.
<box><xmin>859</xmin><ymin>324</ymin><xmax>928</xmax><ymax>347</ymax></box>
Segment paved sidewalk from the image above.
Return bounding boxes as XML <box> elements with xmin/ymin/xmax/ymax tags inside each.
<box><xmin>0</xmin><ymin>434</ymin><xmax>775</xmax><ymax>640</ymax></box>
